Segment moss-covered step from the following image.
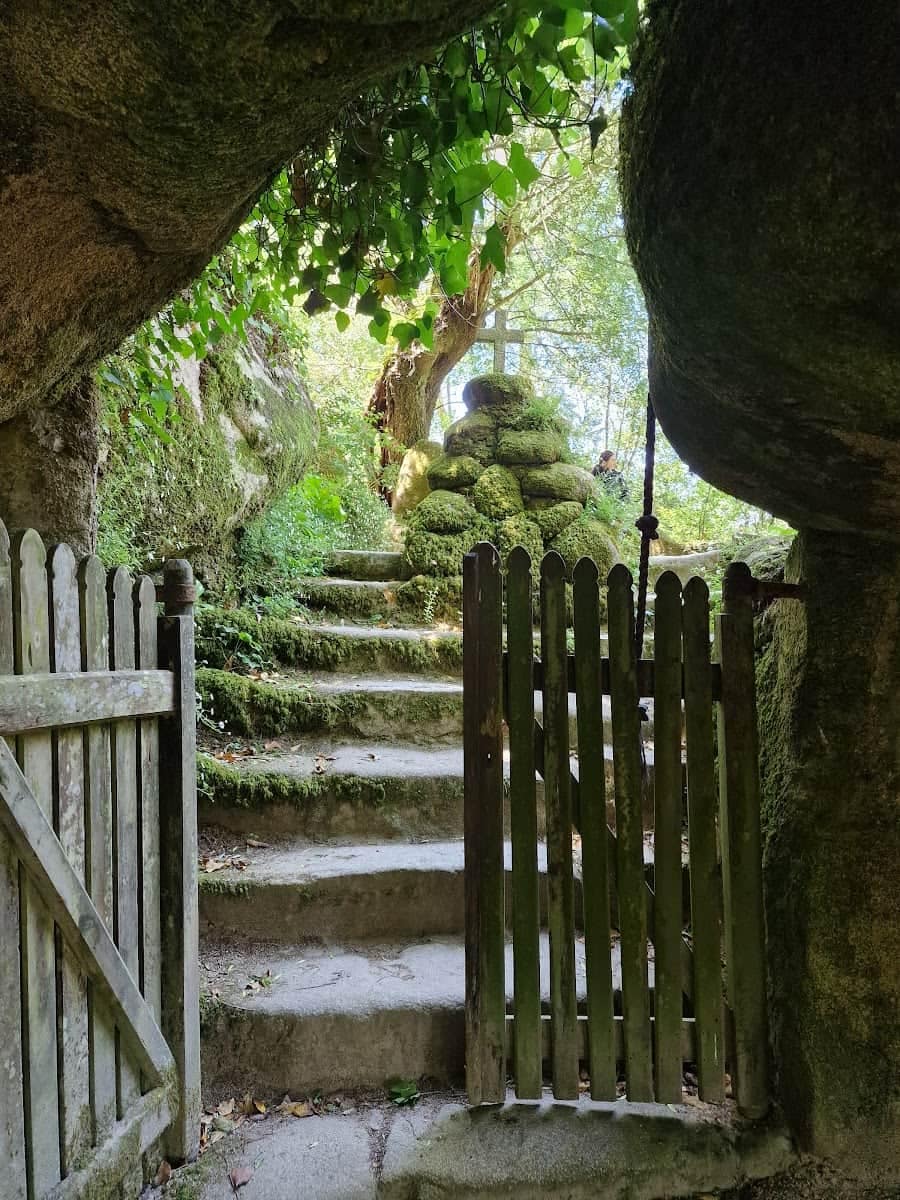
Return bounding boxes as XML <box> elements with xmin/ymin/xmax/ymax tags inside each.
<box><xmin>295</xmin><ymin>575</ymin><xmax>464</xmax><ymax>624</ymax></box>
<box><xmin>197</xmin><ymin>606</ymin><xmax>463</xmax><ymax>675</ymax></box>
<box><xmin>197</xmin><ymin>667</ymin><xmax>464</xmax><ymax>742</ymax></box>
<box><xmin>198</xmin><ymin>742</ymin><xmax>469</xmax><ymax>841</ymax></box>
<box><xmin>324</xmin><ymin>549</ymin><xmax>412</xmax><ymax>581</ymax></box>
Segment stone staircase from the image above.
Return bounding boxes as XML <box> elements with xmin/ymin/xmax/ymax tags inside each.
<box><xmin>196</xmin><ymin>551</ymin><xmax>665</xmax><ymax>1104</ymax></box>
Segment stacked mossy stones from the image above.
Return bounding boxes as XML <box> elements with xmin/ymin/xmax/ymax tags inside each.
<box><xmin>403</xmin><ymin>373</ymin><xmax>618</xmax><ymax>584</ymax></box>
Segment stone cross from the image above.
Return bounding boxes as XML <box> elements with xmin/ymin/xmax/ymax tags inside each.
<box><xmin>475</xmin><ymin>308</ymin><xmax>524</xmax><ymax>373</ymax></box>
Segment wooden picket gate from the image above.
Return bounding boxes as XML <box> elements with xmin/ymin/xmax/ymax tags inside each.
<box><xmin>0</xmin><ymin>521</ymin><xmax>200</xmax><ymax>1199</ymax></box>
<box><xmin>463</xmin><ymin>543</ymin><xmax>769</xmax><ymax>1116</ymax></box>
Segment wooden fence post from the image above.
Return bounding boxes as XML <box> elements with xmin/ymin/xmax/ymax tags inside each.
<box><xmin>463</xmin><ymin>543</ymin><xmax>506</xmax><ymax>1105</ymax></box>
<box><xmin>158</xmin><ymin>560</ymin><xmax>201</xmax><ymax>1161</ymax></box>
<box><xmin>717</xmin><ymin>562</ymin><xmax>769</xmax><ymax>1117</ymax></box>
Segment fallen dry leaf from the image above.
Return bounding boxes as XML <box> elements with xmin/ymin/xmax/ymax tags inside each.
<box><xmin>245</xmin><ymin>837</ymin><xmax>271</xmax><ymax>849</ymax></box>
<box><xmin>153</xmin><ymin>1160</ymin><xmax>172</xmax><ymax>1186</ymax></box>
<box><xmin>200</xmin><ymin>855</ymin><xmax>248</xmax><ymax>874</ymax></box>
<box><xmin>277</xmin><ymin>1095</ymin><xmax>312</xmax><ymax>1118</ymax></box>
<box><xmin>217</xmin><ymin>1097</ymin><xmax>236</xmax><ymax>1117</ymax></box>
<box><xmin>229</xmin><ymin>1165</ymin><xmax>254</xmax><ymax>1191</ymax></box>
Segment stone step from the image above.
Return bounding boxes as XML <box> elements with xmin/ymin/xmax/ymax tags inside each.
<box><xmin>296</xmin><ymin>575</ymin><xmax>463</xmax><ymax>625</ymax></box>
<box><xmin>197</xmin><ymin>666</ymin><xmax>656</xmax><ymax>745</ymax></box>
<box><xmin>200</xmin><ymin>933</ymin><xmax>643</xmax><ymax>1097</ymax></box>
<box><xmin>324</xmin><ymin>549</ymin><xmax>412</xmax><ymax>581</ymax></box>
<box><xmin>198</xmin><ymin>838</ymin><xmax>549</xmax><ymax>943</ymax></box>
<box><xmin>198</xmin><ymin>835</ymin><xmax>687</xmax><ymax>944</ymax></box>
<box><xmin>198</xmin><ymin>740</ymin><xmax>661</xmax><ymax>841</ymax></box>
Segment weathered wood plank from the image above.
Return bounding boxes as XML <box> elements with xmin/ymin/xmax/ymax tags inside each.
<box><xmin>505</xmin><ymin>547</ymin><xmax>541</xmax><ymax>1099</ymax></box>
<box><xmin>12</xmin><ymin>529</ymin><xmax>62</xmax><ymax>1194</ymax></box>
<box><xmin>49</xmin><ymin>1085</ymin><xmax>173</xmax><ymax>1200</ymax></box>
<box><xmin>462</xmin><ymin>545</ymin><xmax>506</xmax><ymax>1105</ymax></box>
<box><xmin>158</xmin><ymin>561</ymin><xmax>202</xmax><ymax>1161</ymax></box>
<box><xmin>0</xmin><ymin>670</ymin><xmax>175</xmax><ymax>735</ymax></box>
<box><xmin>572</xmin><ymin>557</ymin><xmax>616</xmax><ymax>1100</ymax></box>
<box><xmin>80</xmin><ymin>556</ymin><xmax>118</xmax><ymax>1144</ymax></box>
<box><xmin>530</xmin><ymin>656</ymin><xmax>723</xmax><ymax>702</ymax></box>
<box><xmin>651</xmin><ymin>571</ymin><xmax>684</xmax><ymax>1102</ymax></box>
<box><xmin>607</xmin><ymin>563</ymin><xmax>653</xmax><ymax>1101</ymax></box>
<box><xmin>0</xmin><ymin>521</ymin><xmax>26</xmax><ymax>1200</ymax></box>
<box><xmin>717</xmin><ymin>563</ymin><xmax>769</xmax><ymax>1118</ymax></box>
<box><xmin>108</xmin><ymin>566</ymin><xmax>141</xmax><ymax>1125</ymax></box>
<box><xmin>683</xmin><ymin>578</ymin><xmax>725</xmax><ymax>1102</ymax></box>
<box><xmin>540</xmin><ymin>551</ymin><xmax>579</xmax><ymax>1100</ymax></box>
<box><xmin>0</xmin><ymin>738</ymin><xmax>175</xmax><ymax>1085</ymax></box>
<box><xmin>49</xmin><ymin>543</ymin><xmax>92</xmax><ymax>1175</ymax></box>
<box><xmin>136</xmin><ymin>577</ymin><xmax>162</xmax><ymax>1033</ymax></box>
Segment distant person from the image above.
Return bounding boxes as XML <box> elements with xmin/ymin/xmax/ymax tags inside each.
<box><xmin>591</xmin><ymin>449</ymin><xmax>629</xmax><ymax>501</ymax></box>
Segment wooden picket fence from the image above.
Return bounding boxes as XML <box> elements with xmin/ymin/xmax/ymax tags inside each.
<box><xmin>0</xmin><ymin>521</ymin><xmax>200</xmax><ymax>1199</ymax></box>
<box><xmin>463</xmin><ymin>544</ymin><xmax>769</xmax><ymax>1116</ymax></box>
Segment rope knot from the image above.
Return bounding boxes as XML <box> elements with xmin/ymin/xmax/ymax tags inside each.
<box><xmin>635</xmin><ymin>513</ymin><xmax>660</xmax><ymax>540</ymax></box>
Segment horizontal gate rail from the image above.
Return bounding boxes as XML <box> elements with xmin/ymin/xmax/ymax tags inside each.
<box><xmin>0</xmin><ymin>669</ymin><xmax>176</xmax><ymax>733</ymax></box>
<box><xmin>464</xmin><ymin>542</ymin><xmax>770</xmax><ymax>1116</ymax></box>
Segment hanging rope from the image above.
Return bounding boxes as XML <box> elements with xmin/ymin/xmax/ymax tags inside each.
<box><xmin>634</xmin><ymin>396</ymin><xmax>659</xmax><ymax>664</ymax></box>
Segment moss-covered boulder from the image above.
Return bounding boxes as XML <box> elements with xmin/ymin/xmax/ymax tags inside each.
<box><xmin>426</xmin><ymin>454</ymin><xmax>484</xmax><ymax>491</ymax></box>
<box><xmin>462</xmin><ymin>373</ymin><xmax>532</xmax><ymax>418</ymax></box>
<box><xmin>497</xmin><ymin>429</ymin><xmax>563</xmax><ymax>466</ymax></box>
<box><xmin>404</xmin><ymin>516</ymin><xmax>493</xmax><ymax>577</ymax></box>
<box><xmin>444</xmin><ymin>409</ymin><xmax>497</xmax><ymax>464</ymax></box>
<box><xmin>496</xmin><ymin>514</ymin><xmax>544</xmax><ymax>568</ymax></box>
<box><xmin>473</xmin><ymin>465</ymin><xmax>524</xmax><ymax>520</ymax></box>
<box><xmin>97</xmin><ymin>332</ymin><xmax>316</xmax><ymax>588</ymax></box>
<box><xmin>550</xmin><ymin>518</ymin><xmax>618</xmax><ymax>580</ymax></box>
<box><xmin>518</xmin><ymin>462</ymin><xmax>595</xmax><ymax>505</ymax></box>
<box><xmin>532</xmin><ymin>501</ymin><xmax>583</xmax><ymax>541</ymax></box>
<box><xmin>392</xmin><ymin>439</ymin><xmax>442</xmax><ymax>518</ymax></box>
<box><xmin>413</xmin><ymin>489</ymin><xmax>479</xmax><ymax>534</ymax></box>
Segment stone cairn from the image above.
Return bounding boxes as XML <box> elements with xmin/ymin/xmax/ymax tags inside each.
<box><xmin>398</xmin><ymin>373</ymin><xmax>619</xmax><ymax>584</ymax></box>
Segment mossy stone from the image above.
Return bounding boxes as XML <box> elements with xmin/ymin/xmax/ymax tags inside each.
<box><xmin>496</xmin><ymin>429</ymin><xmax>564</xmax><ymax>466</ymax></box>
<box><xmin>550</xmin><ymin>517</ymin><xmax>618</xmax><ymax>580</ymax></box>
<box><xmin>444</xmin><ymin>409</ymin><xmax>497</xmax><ymax>464</ymax></box>
<box><xmin>412</xmin><ymin>488</ymin><xmax>479</xmax><ymax>534</ymax></box>
<box><xmin>472</xmin><ymin>464</ymin><xmax>524</xmax><ymax>520</ymax></box>
<box><xmin>426</xmin><ymin>453</ymin><xmax>484</xmax><ymax>491</ymax></box>
<box><xmin>519</xmin><ymin>462</ymin><xmax>595</xmax><ymax>504</ymax></box>
<box><xmin>496</xmin><ymin>513</ymin><xmax>544</xmax><ymax>568</ymax></box>
<box><xmin>533</xmin><ymin>501</ymin><xmax>583</xmax><ymax>540</ymax></box>
<box><xmin>393</xmin><ymin>439</ymin><xmax>442</xmax><ymax>518</ymax></box>
<box><xmin>404</xmin><ymin>516</ymin><xmax>493</xmax><ymax>577</ymax></box>
<box><xmin>462</xmin><ymin>373</ymin><xmax>532</xmax><ymax>417</ymax></box>
<box><xmin>397</xmin><ymin>574</ymin><xmax>464</xmax><ymax>623</ymax></box>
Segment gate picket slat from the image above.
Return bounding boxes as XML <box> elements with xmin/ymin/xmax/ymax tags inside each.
<box><xmin>540</xmin><ymin>552</ymin><xmax>579</xmax><ymax>1100</ymax></box>
<box><xmin>49</xmin><ymin>544</ymin><xmax>92</xmax><ymax>1174</ymax></box>
<box><xmin>717</xmin><ymin>564</ymin><xmax>769</xmax><ymax>1118</ymax></box>
<box><xmin>0</xmin><ymin>521</ymin><xmax>27</xmax><ymax>1200</ymax></box>
<box><xmin>135</xmin><ymin>578</ymin><xmax>161</xmax><ymax>1024</ymax></box>
<box><xmin>80</xmin><ymin>557</ymin><xmax>118</xmax><ymax>1143</ymax></box>
<box><xmin>607</xmin><ymin>564</ymin><xmax>653</xmax><ymax>1101</ymax></box>
<box><xmin>572</xmin><ymin>557</ymin><xmax>616</xmax><ymax>1100</ymax></box>
<box><xmin>13</xmin><ymin>529</ymin><xmax>62</xmax><ymax>1193</ymax></box>
<box><xmin>651</xmin><ymin>571</ymin><xmax>684</xmax><ymax>1102</ymax></box>
<box><xmin>108</xmin><ymin>567</ymin><xmax>142</xmax><ymax>1128</ymax></box>
<box><xmin>463</xmin><ymin>544</ymin><xmax>506</xmax><ymax>1104</ymax></box>
<box><xmin>506</xmin><ymin>548</ymin><xmax>541</xmax><ymax>1098</ymax></box>
<box><xmin>683</xmin><ymin>578</ymin><xmax>724</xmax><ymax>1101</ymax></box>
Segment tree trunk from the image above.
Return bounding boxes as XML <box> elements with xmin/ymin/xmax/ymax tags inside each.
<box><xmin>367</xmin><ymin>232</ymin><xmax>518</xmax><ymax>485</ymax></box>
<box><xmin>0</xmin><ymin>376</ymin><xmax>99</xmax><ymax>556</ymax></box>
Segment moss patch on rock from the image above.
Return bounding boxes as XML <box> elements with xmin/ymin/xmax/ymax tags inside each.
<box><xmin>404</xmin><ymin>518</ymin><xmax>492</xmax><ymax>577</ymax></box>
<box><xmin>396</xmin><ymin>574</ymin><xmax>464</xmax><ymax>623</ymax></box>
<box><xmin>496</xmin><ymin>429</ymin><xmax>563</xmax><ymax>466</ymax></box>
<box><xmin>550</xmin><ymin>517</ymin><xmax>618</xmax><ymax>579</ymax></box>
<box><xmin>426</xmin><ymin>453</ymin><xmax>484</xmax><ymax>491</ymax></box>
<box><xmin>413</xmin><ymin>488</ymin><xmax>479</xmax><ymax>534</ymax></box>
<box><xmin>497</xmin><ymin>513</ymin><xmax>544</xmax><ymax>568</ymax></box>
<box><xmin>462</xmin><ymin>372</ymin><xmax>532</xmax><ymax>416</ymax></box>
<box><xmin>533</xmin><ymin>500</ymin><xmax>583</xmax><ymax>540</ymax></box>
<box><xmin>473</xmin><ymin>464</ymin><xmax>524</xmax><ymax>520</ymax></box>
<box><xmin>519</xmin><ymin>462</ymin><xmax>595</xmax><ymax>504</ymax></box>
<box><xmin>443</xmin><ymin>409</ymin><xmax>497</xmax><ymax>464</ymax></box>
